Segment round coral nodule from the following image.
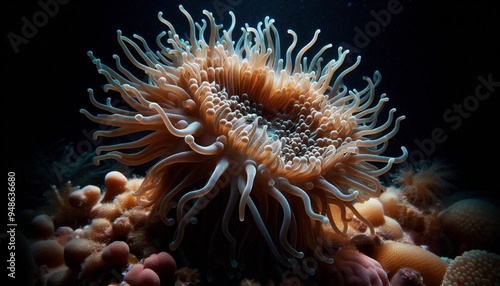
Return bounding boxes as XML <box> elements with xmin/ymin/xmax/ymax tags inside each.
<box><xmin>102</xmin><ymin>171</ymin><xmax>129</xmax><ymax>202</ymax></box>
<box><xmin>143</xmin><ymin>251</ymin><xmax>177</xmax><ymax>281</ymax></box>
<box><xmin>390</xmin><ymin>268</ymin><xmax>424</xmax><ymax>286</ymax></box>
<box><xmin>63</xmin><ymin>238</ymin><xmax>104</xmax><ymax>270</ymax></box>
<box><xmin>376</xmin><ymin>216</ymin><xmax>403</xmax><ymax>241</ymax></box>
<box><xmin>441</xmin><ymin>249</ymin><xmax>500</xmax><ymax>286</ymax></box>
<box><xmin>379</xmin><ymin>187</ymin><xmax>404</xmax><ymax>218</ymax></box>
<box><xmin>353</xmin><ymin>198</ymin><xmax>386</xmax><ymax>227</ymax></box>
<box><xmin>439</xmin><ymin>198</ymin><xmax>500</xmax><ymax>254</ymax></box>
<box><xmin>31</xmin><ymin>214</ymin><xmax>55</xmax><ymax>239</ymax></box>
<box><xmin>124</xmin><ymin>264</ymin><xmax>161</xmax><ymax>286</ymax></box>
<box><xmin>30</xmin><ymin>239</ymin><xmax>64</xmax><ymax>268</ymax></box>
<box><xmin>102</xmin><ymin>240</ymin><xmax>130</xmax><ymax>268</ymax></box>
<box><xmin>68</xmin><ymin>185</ymin><xmax>101</xmax><ymax>209</ymax></box>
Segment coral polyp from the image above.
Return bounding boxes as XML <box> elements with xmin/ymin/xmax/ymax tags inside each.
<box><xmin>80</xmin><ymin>5</ymin><xmax>407</xmax><ymax>267</ymax></box>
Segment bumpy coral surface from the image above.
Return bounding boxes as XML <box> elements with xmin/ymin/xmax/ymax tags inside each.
<box><xmin>441</xmin><ymin>249</ymin><xmax>500</xmax><ymax>286</ymax></box>
<box><xmin>439</xmin><ymin>198</ymin><xmax>500</xmax><ymax>254</ymax></box>
<box><xmin>371</xmin><ymin>241</ymin><xmax>448</xmax><ymax>286</ymax></box>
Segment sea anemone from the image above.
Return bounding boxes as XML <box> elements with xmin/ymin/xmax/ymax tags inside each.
<box><xmin>80</xmin><ymin>5</ymin><xmax>407</xmax><ymax>267</ymax></box>
<box><xmin>390</xmin><ymin>160</ymin><xmax>455</xmax><ymax>211</ymax></box>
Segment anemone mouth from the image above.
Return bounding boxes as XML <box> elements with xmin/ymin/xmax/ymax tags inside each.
<box><xmin>80</xmin><ymin>5</ymin><xmax>407</xmax><ymax>268</ymax></box>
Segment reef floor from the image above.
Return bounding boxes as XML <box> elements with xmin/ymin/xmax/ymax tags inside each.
<box><xmin>19</xmin><ymin>162</ymin><xmax>500</xmax><ymax>286</ymax></box>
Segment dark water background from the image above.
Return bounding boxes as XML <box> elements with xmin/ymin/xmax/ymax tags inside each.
<box><xmin>3</xmin><ymin>0</ymin><xmax>499</xmax><ymax>212</ymax></box>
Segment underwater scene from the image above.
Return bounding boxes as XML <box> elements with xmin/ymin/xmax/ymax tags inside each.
<box><xmin>4</xmin><ymin>0</ymin><xmax>500</xmax><ymax>285</ymax></box>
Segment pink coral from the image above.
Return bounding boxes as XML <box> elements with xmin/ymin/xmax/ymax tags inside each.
<box><xmin>63</xmin><ymin>238</ymin><xmax>104</xmax><ymax>270</ymax></box>
<box><xmin>143</xmin><ymin>252</ymin><xmax>177</xmax><ymax>281</ymax></box>
<box><xmin>390</xmin><ymin>268</ymin><xmax>424</xmax><ymax>286</ymax></box>
<box><xmin>124</xmin><ymin>264</ymin><xmax>161</xmax><ymax>286</ymax></box>
<box><xmin>121</xmin><ymin>251</ymin><xmax>177</xmax><ymax>285</ymax></box>
<box><xmin>323</xmin><ymin>249</ymin><xmax>390</xmax><ymax>286</ymax></box>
